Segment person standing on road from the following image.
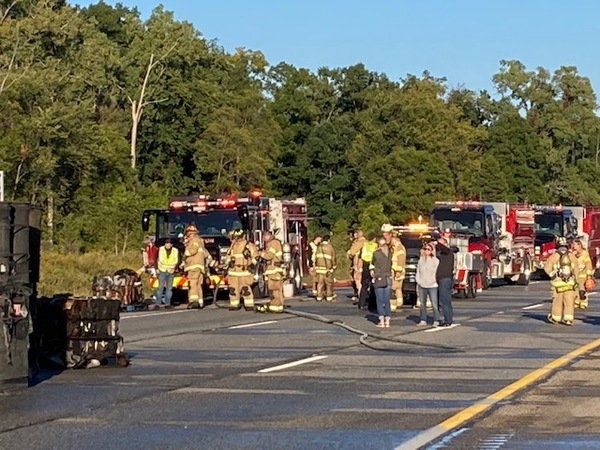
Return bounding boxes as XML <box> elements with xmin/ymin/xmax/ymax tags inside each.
<box><xmin>544</xmin><ymin>237</ymin><xmax>579</xmax><ymax>326</ymax></box>
<box><xmin>434</xmin><ymin>235</ymin><xmax>454</xmax><ymax>327</ymax></box>
<box><xmin>315</xmin><ymin>235</ymin><xmax>337</xmax><ymax>302</ymax></box>
<box><xmin>347</xmin><ymin>229</ymin><xmax>365</xmax><ymax>304</ymax></box>
<box><xmin>370</xmin><ymin>236</ymin><xmax>393</xmax><ymax>328</ymax></box>
<box><xmin>154</xmin><ymin>238</ymin><xmax>179</xmax><ymax>310</ymax></box>
<box><xmin>571</xmin><ymin>239</ymin><xmax>594</xmax><ymax>309</ymax></box>
<box><xmin>223</xmin><ymin>229</ymin><xmax>259</xmax><ymax>311</ymax></box>
<box><xmin>308</xmin><ymin>234</ymin><xmax>323</xmax><ymax>297</ymax></box>
<box><xmin>183</xmin><ymin>224</ymin><xmax>206</xmax><ymax>309</ymax></box>
<box><xmin>255</xmin><ymin>230</ymin><xmax>285</xmax><ymax>313</ymax></box>
<box><xmin>358</xmin><ymin>232</ymin><xmax>378</xmax><ymax>310</ymax></box>
<box><xmin>415</xmin><ymin>243</ymin><xmax>441</xmax><ymax>327</ymax></box>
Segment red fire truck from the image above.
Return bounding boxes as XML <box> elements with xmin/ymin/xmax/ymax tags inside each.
<box><xmin>429</xmin><ymin>201</ymin><xmax>536</xmax><ymax>297</ymax></box>
<box><xmin>533</xmin><ymin>205</ymin><xmax>578</xmax><ymax>272</ymax></box>
<box><xmin>141</xmin><ymin>188</ymin><xmax>309</xmax><ymax>302</ymax></box>
<box><xmin>566</xmin><ymin>205</ymin><xmax>600</xmax><ymax>278</ymax></box>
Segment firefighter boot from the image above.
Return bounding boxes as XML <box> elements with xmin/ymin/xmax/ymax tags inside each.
<box><xmin>241</xmin><ymin>286</ymin><xmax>255</xmax><ymax>311</ymax></box>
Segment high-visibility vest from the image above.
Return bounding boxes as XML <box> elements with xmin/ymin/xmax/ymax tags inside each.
<box><xmin>361</xmin><ymin>241</ymin><xmax>377</xmax><ymax>263</ymax></box>
<box><xmin>158</xmin><ymin>246</ymin><xmax>179</xmax><ymax>272</ymax></box>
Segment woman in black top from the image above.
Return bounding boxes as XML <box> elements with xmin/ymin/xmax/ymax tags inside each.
<box><xmin>370</xmin><ymin>236</ymin><xmax>393</xmax><ymax>328</ymax></box>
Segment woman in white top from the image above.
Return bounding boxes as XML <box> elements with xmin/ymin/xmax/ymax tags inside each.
<box><xmin>415</xmin><ymin>243</ymin><xmax>442</xmax><ymax>326</ymax></box>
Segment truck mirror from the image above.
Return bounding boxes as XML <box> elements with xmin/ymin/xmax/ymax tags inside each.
<box><xmin>238</xmin><ymin>205</ymin><xmax>250</xmax><ymax>229</ymax></box>
<box><xmin>142</xmin><ymin>211</ymin><xmax>151</xmax><ymax>232</ymax></box>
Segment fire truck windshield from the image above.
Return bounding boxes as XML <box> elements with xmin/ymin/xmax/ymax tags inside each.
<box><xmin>157</xmin><ymin>210</ymin><xmax>243</xmax><ymax>238</ymax></box>
<box><xmin>430</xmin><ymin>210</ymin><xmax>485</xmax><ymax>236</ymax></box>
<box><xmin>534</xmin><ymin>214</ymin><xmax>563</xmax><ymax>236</ymax></box>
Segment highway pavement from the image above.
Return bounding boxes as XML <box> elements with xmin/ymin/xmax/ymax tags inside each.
<box><xmin>2</xmin><ymin>278</ymin><xmax>600</xmax><ymax>449</ymax></box>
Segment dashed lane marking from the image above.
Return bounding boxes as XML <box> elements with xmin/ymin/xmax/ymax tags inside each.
<box><xmin>424</xmin><ymin>324</ymin><xmax>460</xmax><ymax>333</ymax></box>
<box><xmin>258</xmin><ymin>355</ymin><xmax>328</xmax><ymax>373</ymax></box>
<box><xmin>396</xmin><ymin>336</ymin><xmax>600</xmax><ymax>450</ymax></box>
<box><xmin>228</xmin><ymin>320</ymin><xmax>278</xmax><ymax>329</ymax></box>
<box><xmin>522</xmin><ymin>303</ymin><xmax>544</xmax><ymax>310</ymax></box>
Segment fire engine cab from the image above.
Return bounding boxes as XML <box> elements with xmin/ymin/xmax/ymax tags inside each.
<box><xmin>429</xmin><ymin>201</ymin><xmax>535</xmax><ymax>296</ymax></box>
<box><xmin>533</xmin><ymin>205</ymin><xmax>577</xmax><ymax>271</ymax></box>
<box><xmin>141</xmin><ymin>188</ymin><xmax>309</xmax><ymax>302</ymax></box>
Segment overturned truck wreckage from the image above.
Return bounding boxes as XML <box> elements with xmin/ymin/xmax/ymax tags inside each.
<box><xmin>32</xmin><ymin>295</ymin><xmax>129</xmax><ymax>370</ymax></box>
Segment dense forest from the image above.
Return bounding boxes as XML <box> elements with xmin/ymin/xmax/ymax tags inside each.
<box><xmin>2</xmin><ymin>0</ymin><xmax>600</xmax><ymax>254</ymax></box>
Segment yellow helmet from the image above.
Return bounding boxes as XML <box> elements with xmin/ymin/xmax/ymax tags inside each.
<box><xmin>184</xmin><ymin>223</ymin><xmax>198</xmax><ymax>235</ymax></box>
<box><xmin>232</xmin><ymin>229</ymin><xmax>244</xmax><ymax>238</ymax></box>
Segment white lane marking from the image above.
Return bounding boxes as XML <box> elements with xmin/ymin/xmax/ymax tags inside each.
<box><xmin>522</xmin><ymin>303</ymin><xmax>544</xmax><ymax>310</ymax></box>
<box><xmin>428</xmin><ymin>427</ymin><xmax>469</xmax><ymax>449</ymax></box>
<box><xmin>120</xmin><ymin>309</ymin><xmax>193</xmax><ymax>320</ymax></box>
<box><xmin>172</xmin><ymin>387</ymin><xmax>306</xmax><ymax>395</ymax></box>
<box><xmin>424</xmin><ymin>324</ymin><xmax>460</xmax><ymax>333</ymax></box>
<box><xmin>228</xmin><ymin>320</ymin><xmax>278</xmax><ymax>329</ymax></box>
<box><xmin>529</xmin><ymin>281</ymin><xmax>541</xmax><ymax>285</ymax></box>
<box><xmin>588</xmin><ymin>292</ymin><xmax>598</xmax><ymax>296</ymax></box>
<box><xmin>258</xmin><ymin>355</ymin><xmax>328</xmax><ymax>373</ymax></box>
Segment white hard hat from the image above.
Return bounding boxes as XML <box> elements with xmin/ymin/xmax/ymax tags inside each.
<box><xmin>381</xmin><ymin>224</ymin><xmax>394</xmax><ymax>233</ymax></box>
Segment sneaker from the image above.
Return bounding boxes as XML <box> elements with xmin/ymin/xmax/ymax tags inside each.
<box><xmin>416</xmin><ymin>320</ymin><xmax>427</xmax><ymax>327</ymax></box>
<box><xmin>432</xmin><ymin>321</ymin><xmax>440</xmax><ymax>327</ymax></box>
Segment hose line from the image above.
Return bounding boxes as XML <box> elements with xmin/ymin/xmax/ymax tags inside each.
<box><xmin>284</xmin><ymin>307</ymin><xmax>463</xmax><ymax>353</ymax></box>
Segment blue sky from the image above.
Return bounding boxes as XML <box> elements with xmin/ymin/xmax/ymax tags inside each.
<box><xmin>84</xmin><ymin>0</ymin><xmax>600</xmax><ymax>95</ymax></box>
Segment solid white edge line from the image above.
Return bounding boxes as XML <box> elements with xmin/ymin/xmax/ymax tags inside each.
<box><xmin>120</xmin><ymin>309</ymin><xmax>194</xmax><ymax>320</ymax></box>
<box><xmin>529</xmin><ymin>280</ymin><xmax>541</xmax><ymax>284</ymax></box>
<box><xmin>258</xmin><ymin>355</ymin><xmax>328</xmax><ymax>373</ymax></box>
<box><xmin>229</xmin><ymin>320</ymin><xmax>278</xmax><ymax>329</ymax></box>
<box><xmin>522</xmin><ymin>303</ymin><xmax>544</xmax><ymax>310</ymax></box>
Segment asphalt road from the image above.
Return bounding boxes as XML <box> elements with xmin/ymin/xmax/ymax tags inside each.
<box><xmin>2</xmin><ymin>278</ymin><xmax>600</xmax><ymax>450</ymax></box>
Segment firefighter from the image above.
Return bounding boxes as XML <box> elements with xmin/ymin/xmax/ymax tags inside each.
<box><xmin>183</xmin><ymin>224</ymin><xmax>206</xmax><ymax>309</ymax></box>
<box><xmin>315</xmin><ymin>235</ymin><xmax>337</xmax><ymax>302</ymax></box>
<box><xmin>255</xmin><ymin>230</ymin><xmax>285</xmax><ymax>313</ymax></box>
<box><xmin>358</xmin><ymin>231</ymin><xmax>378</xmax><ymax>310</ymax></box>
<box><xmin>544</xmin><ymin>236</ymin><xmax>580</xmax><ymax>326</ymax></box>
<box><xmin>308</xmin><ymin>234</ymin><xmax>323</xmax><ymax>297</ymax></box>
<box><xmin>382</xmin><ymin>224</ymin><xmax>406</xmax><ymax>312</ymax></box>
<box><xmin>571</xmin><ymin>238</ymin><xmax>595</xmax><ymax>309</ymax></box>
<box><xmin>223</xmin><ymin>229</ymin><xmax>259</xmax><ymax>311</ymax></box>
<box><xmin>347</xmin><ymin>229</ymin><xmax>365</xmax><ymax>304</ymax></box>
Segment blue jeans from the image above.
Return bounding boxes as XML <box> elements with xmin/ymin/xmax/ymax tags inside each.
<box><xmin>418</xmin><ymin>286</ymin><xmax>441</xmax><ymax>322</ymax></box>
<box><xmin>438</xmin><ymin>278</ymin><xmax>454</xmax><ymax>324</ymax></box>
<box><xmin>374</xmin><ymin>284</ymin><xmax>391</xmax><ymax>318</ymax></box>
<box><xmin>155</xmin><ymin>271</ymin><xmax>174</xmax><ymax>306</ymax></box>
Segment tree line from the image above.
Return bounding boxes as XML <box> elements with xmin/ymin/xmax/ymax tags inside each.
<box><xmin>2</xmin><ymin>0</ymin><xmax>600</xmax><ymax>253</ymax></box>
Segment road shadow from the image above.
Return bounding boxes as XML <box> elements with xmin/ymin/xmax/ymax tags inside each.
<box><xmin>522</xmin><ymin>312</ymin><xmax>550</xmax><ymax>323</ymax></box>
<box><xmin>581</xmin><ymin>316</ymin><xmax>600</xmax><ymax>326</ymax></box>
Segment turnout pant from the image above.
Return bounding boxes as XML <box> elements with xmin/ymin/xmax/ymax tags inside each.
<box><xmin>316</xmin><ymin>272</ymin><xmax>335</xmax><ymax>302</ymax></box>
<box><xmin>267</xmin><ymin>273</ymin><xmax>284</xmax><ymax>312</ymax></box>
<box><xmin>390</xmin><ymin>275</ymin><xmax>404</xmax><ymax>311</ymax></box>
<box><xmin>550</xmin><ymin>289</ymin><xmax>576</xmax><ymax>323</ymax></box>
<box><xmin>359</xmin><ymin>267</ymin><xmax>373</xmax><ymax>309</ymax></box>
<box><xmin>187</xmin><ymin>270</ymin><xmax>204</xmax><ymax>306</ymax></box>
<box><xmin>352</xmin><ymin>267</ymin><xmax>362</xmax><ymax>298</ymax></box>
<box><xmin>228</xmin><ymin>273</ymin><xmax>254</xmax><ymax>308</ymax></box>
<box><xmin>309</xmin><ymin>267</ymin><xmax>318</xmax><ymax>296</ymax></box>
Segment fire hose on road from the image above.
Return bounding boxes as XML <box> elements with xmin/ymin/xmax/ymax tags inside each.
<box><xmin>283</xmin><ymin>307</ymin><xmax>463</xmax><ymax>353</ymax></box>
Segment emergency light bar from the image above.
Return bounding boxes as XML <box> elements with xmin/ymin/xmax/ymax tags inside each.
<box><xmin>434</xmin><ymin>201</ymin><xmax>482</xmax><ymax>208</ymax></box>
<box><xmin>532</xmin><ymin>204</ymin><xmax>564</xmax><ymax>212</ymax></box>
<box><xmin>390</xmin><ymin>224</ymin><xmax>438</xmax><ymax>233</ymax></box>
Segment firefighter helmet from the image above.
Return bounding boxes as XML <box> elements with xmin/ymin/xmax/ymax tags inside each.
<box><xmin>584</xmin><ymin>277</ymin><xmax>596</xmax><ymax>291</ymax></box>
<box><xmin>232</xmin><ymin>229</ymin><xmax>244</xmax><ymax>238</ymax></box>
<box><xmin>184</xmin><ymin>223</ymin><xmax>198</xmax><ymax>235</ymax></box>
<box><xmin>556</xmin><ymin>236</ymin><xmax>568</xmax><ymax>248</ymax></box>
<box><xmin>381</xmin><ymin>224</ymin><xmax>394</xmax><ymax>233</ymax></box>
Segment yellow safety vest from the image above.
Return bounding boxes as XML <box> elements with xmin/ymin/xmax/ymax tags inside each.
<box><xmin>158</xmin><ymin>246</ymin><xmax>179</xmax><ymax>273</ymax></box>
<box><xmin>361</xmin><ymin>241</ymin><xmax>377</xmax><ymax>263</ymax></box>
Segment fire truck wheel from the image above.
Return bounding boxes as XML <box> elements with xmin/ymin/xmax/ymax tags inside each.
<box><xmin>482</xmin><ymin>266</ymin><xmax>491</xmax><ymax>290</ymax></box>
<box><xmin>467</xmin><ymin>274</ymin><xmax>477</xmax><ymax>298</ymax></box>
